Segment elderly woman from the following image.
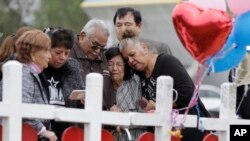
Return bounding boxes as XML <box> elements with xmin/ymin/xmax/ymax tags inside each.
<box><xmin>119</xmin><ymin>37</ymin><xmax>210</xmax><ymax>141</ymax></box>
<box><xmin>0</xmin><ymin>30</ymin><xmax>57</xmax><ymax>141</ymax></box>
<box><xmin>105</xmin><ymin>46</ymin><xmax>146</xmax><ymax>141</ymax></box>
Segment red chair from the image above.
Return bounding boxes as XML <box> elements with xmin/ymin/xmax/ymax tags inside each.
<box><xmin>137</xmin><ymin>132</ymin><xmax>154</xmax><ymax>141</ymax></box>
<box><xmin>22</xmin><ymin>123</ymin><xmax>38</xmax><ymax>141</ymax></box>
<box><xmin>0</xmin><ymin>125</ymin><xmax>2</xmax><ymax>141</ymax></box>
<box><xmin>61</xmin><ymin>126</ymin><xmax>83</xmax><ymax>141</ymax></box>
<box><xmin>171</xmin><ymin>136</ymin><xmax>181</xmax><ymax>141</ymax></box>
<box><xmin>62</xmin><ymin>126</ymin><xmax>115</xmax><ymax>141</ymax></box>
<box><xmin>0</xmin><ymin>124</ymin><xmax>37</xmax><ymax>141</ymax></box>
<box><xmin>137</xmin><ymin>132</ymin><xmax>181</xmax><ymax>141</ymax></box>
<box><xmin>203</xmin><ymin>132</ymin><xmax>218</xmax><ymax>141</ymax></box>
<box><xmin>101</xmin><ymin>129</ymin><xmax>115</xmax><ymax>141</ymax></box>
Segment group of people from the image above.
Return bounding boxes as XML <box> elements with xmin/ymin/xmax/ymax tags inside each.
<box><xmin>0</xmin><ymin>7</ymin><xmax>211</xmax><ymax>141</ymax></box>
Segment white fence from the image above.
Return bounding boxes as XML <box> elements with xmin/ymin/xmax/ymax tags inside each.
<box><xmin>0</xmin><ymin>61</ymin><xmax>249</xmax><ymax>141</ymax></box>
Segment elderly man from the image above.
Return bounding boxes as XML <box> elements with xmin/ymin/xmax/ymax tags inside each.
<box><xmin>70</xmin><ymin>19</ymin><xmax>115</xmax><ymax>110</ymax></box>
<box><xmin>113</xmin><ymin>7</ymin><xmax>172</xmax><ymax>55</ymax></box>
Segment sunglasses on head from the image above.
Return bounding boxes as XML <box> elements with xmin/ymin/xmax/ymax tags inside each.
<box><xmin>43</xmin><ymin>27</ymin><xmax>62</xmax><ymax>34</ymax></box>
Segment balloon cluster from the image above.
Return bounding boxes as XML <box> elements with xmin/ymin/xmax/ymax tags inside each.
<box><xmin>171</xmin><ymin>1</ymin><xmax>250</xmax><ymax>139</ymax></box>
<box><xmin>172</xmin><ymin>0</ymin><xmax>250</xmax><ymax>73</ymax></box>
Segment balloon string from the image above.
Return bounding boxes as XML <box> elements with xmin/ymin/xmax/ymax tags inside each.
<box><xmin>176</xmin><ymin>43</ymin><xmax>237</xmax><ymax>131</ymax></box>
<box><xmin>236</xmin><ymin>86</ymin><xmax>250</xmax><ymax>114</ymax></box>
<box><xmin>171</xmin><ymin>109</ymin><xmax>179</xmax><ymax>126</ymax></box>
<box><xmin>196</xmin><ymin>103</ymin><xmax>205</xmax><ymax>132</ymax></box>
<box><xmin>179</xmin><ymin>63</ymin><xmax>207</xmax><ymax>129</ymax></box>
<box><xmin>208</xmin><ymin>43</ymin><xmax>237</xmax><ymax>74</ymax></box>
<box><xmin>231</xmin><ymin>68</ymin><xmax>236</xmax><ymax>82</ymax></box>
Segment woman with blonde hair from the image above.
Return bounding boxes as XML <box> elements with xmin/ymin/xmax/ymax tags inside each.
<box><xmin>0</xmin><ymin>29</ymin><xmax>57</xmax><ymax>141</ymax></box>
<box><xmin>0</xmin><ymin>26</ymin><xmax>35</xmax><ymax>80</ymax></box>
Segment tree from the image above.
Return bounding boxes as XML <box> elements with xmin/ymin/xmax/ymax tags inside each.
<box><xmin>0</xmin><ymin>0</ymin><xmax>25</xmax><ymax>43</ymax></box>
<box><xmin>34</xmin><ymin>0</ymin><xmax>89</xmax><ymax>34</ymax></box>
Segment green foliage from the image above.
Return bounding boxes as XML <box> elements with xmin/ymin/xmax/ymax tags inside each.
<box><xmin>0</xmin><ymin>0</ymin><xmax>25</xmax><ymax>43</ymax></box>
<box><xmin>34</xmin><ymin>0</ymin><xmax>89</xmax><ymax>34</ymax></box>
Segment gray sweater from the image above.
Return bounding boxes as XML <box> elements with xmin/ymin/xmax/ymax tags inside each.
<box><xmin>0</xmin><ymin>64</ymin><xmax>50</xmax><ymax>134</ymax></box>
<box><xmin>39</xmin><ymin>58</ymin><xmax>85</xmax><ymax>108</ymax></box>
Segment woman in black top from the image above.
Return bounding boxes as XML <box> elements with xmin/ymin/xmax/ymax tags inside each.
<box><xmin>119</xmin><ymin>37</ymin><xmax>210</xmax><ymax>141</ymax></box>
<box><xmin>40</xmin><ymin>27</ymin><xmax>84</xmax><ymax>140</ymax></box>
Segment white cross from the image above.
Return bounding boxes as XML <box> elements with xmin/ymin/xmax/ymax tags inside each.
<box><xmin>54</xmin><ymin>73</ymin><xmax>131</xmax><ymax>141</ymax></box>
<box><xmin>0</xmin><ymin>61</ymin><xmax>55</xmax><ymax>141</ymax></box>
<box><xmin>126</xmin><ymin>78</ymin><xmax>247</xmax><ymax>141</ymax></box>
<box><xmin>166</xmin><ymin>82</ymin><xmax>239</xmax><ymax>141</ymax></box>
<box><xmin>129</xmin><ymin>76</ymin><xmax>173</xmax><ymax>141</ymax></box>
<box><xmin>2</xmin><ymin>61</ymin><xmax>250</xmax><ymax>141</ymax></box>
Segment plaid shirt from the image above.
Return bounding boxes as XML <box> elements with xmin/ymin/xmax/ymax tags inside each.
<box><xmin>116</xmin><ymin>75</ymin><xmax>142</xmax><ymax>112</ymax></box>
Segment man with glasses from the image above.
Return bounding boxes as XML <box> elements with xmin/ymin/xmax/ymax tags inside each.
<box><xmin>70</xmin><ymin>19</ymin><xmax>116</xmax><ymax>110</ymax></box>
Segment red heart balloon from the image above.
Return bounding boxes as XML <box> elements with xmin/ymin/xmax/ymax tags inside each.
<box><xmin>172</xmin><ymin>2</ymin><xmax>232</xmax><ymax>63</ymax></box>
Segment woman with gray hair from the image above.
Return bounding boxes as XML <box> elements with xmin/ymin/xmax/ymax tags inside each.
<box><xmin>119</xmin><ymin>37</ymin><xmax>210</xmax><ymax>141</ymax></box>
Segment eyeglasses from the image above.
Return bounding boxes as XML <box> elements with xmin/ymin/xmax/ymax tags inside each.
<box><xmin>108</xmin><ymin>61</ymin><xmax>125</xmax><ymax>68</ymax></box>
<box><xmin>87</xmin><ymin>37</ymin><xmax>107</xmax><ymax>52</ymax></box>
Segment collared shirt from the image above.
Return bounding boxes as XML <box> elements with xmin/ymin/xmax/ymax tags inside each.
<box><xmin>69</xmin><ymin>37</ymin><xmax>115</xmax><ymax>109</ymax></box>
